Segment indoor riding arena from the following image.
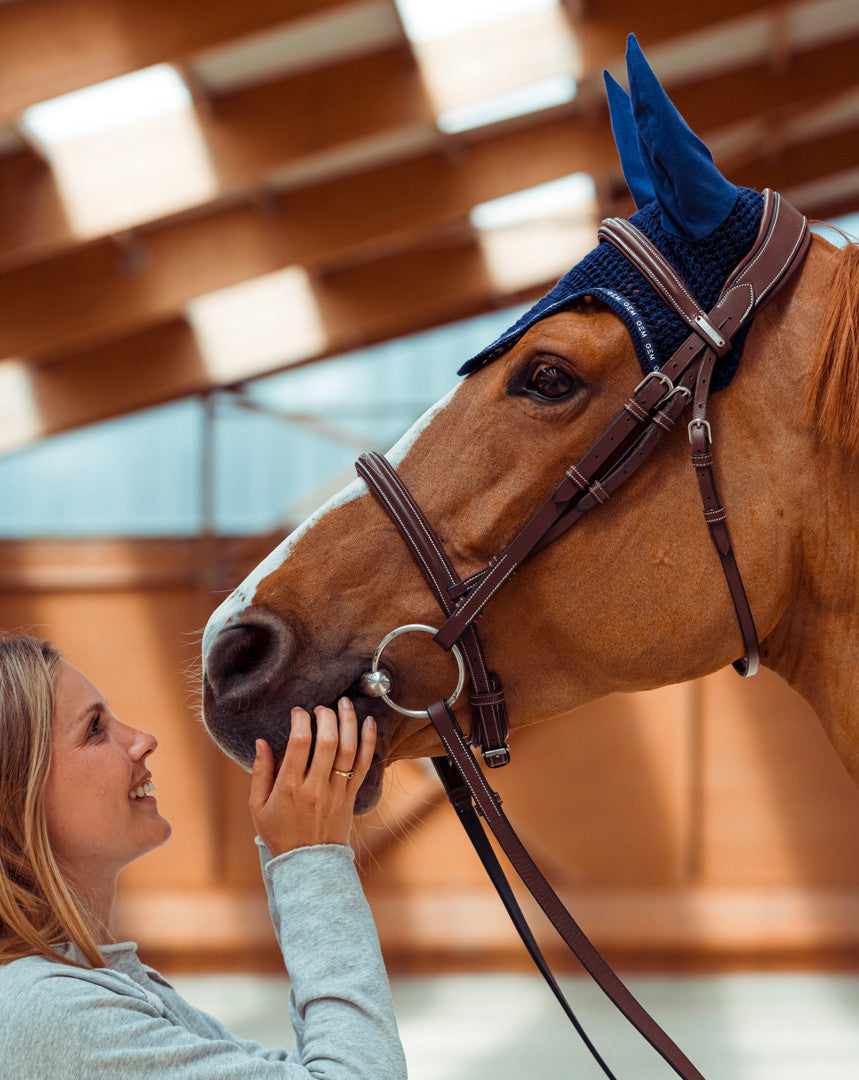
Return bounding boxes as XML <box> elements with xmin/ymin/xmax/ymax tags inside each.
<box><xmin>1</xmin><ymin>2</ymin><xmax>858</xmax><ymax>1077</ymax></box>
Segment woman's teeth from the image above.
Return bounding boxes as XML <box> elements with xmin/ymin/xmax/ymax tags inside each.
<box><xmin>129</xmin><ymin>780</ymin><xmax>155</xmax><ymax>800</ymax></box>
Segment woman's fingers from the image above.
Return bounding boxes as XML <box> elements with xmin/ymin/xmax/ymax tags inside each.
<box><xmin>331</xmin><ymin>698</ymin><xmax>359</xmax><ymax>776</ymax></box>
<box><xmin>248</xmin><ymin>738</ymin><xmax>275</xmax><ymax>815</ymax></box>
<box><xmin>268</xmin><ymin>697</ymin><xmax>372</xmax><ymax>793</ymax></box>
<box><xmin>309</xmin><ymin>705</ymin><xmax>339</xmax><ymax>780</ymax></box>
<box><xmin>280</xmin><ymin>707</ymin><xmax>313</xmax><ymax>785</ymax></box>
<box><xmin>349</xmin><ymin>716</ymin><xmax>377</xmax><ymax>789</ymax></box>
<box><xmin>249</xmin><ymin>700</ymin><xmax>377</xmax><ymax>855</ymax></box>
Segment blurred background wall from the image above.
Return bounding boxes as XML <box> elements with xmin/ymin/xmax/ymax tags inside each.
<box><xmin>1</xmin><ymin>0</ymin><xmax>858</xmax><ymax>973</ymax></box>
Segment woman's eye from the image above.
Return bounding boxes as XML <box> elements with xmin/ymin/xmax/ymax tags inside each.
<box><xmin>88</xmin><ymin>714</ymin><xmax>104</xmax><ymax>739</ymax></box>
<box><xmin>527</xmin><ymin>363</ymin><xmax>578</xmax><ymax>400</ymax></box>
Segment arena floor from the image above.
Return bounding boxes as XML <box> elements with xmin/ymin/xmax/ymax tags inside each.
<box><xmin>165</xmin><ymin>970</ymin><xmax>859</xmax><ymax>1078</ymax></box>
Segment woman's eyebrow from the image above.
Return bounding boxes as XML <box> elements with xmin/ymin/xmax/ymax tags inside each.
<box><xmin>73</xmin><ymin>701</ymin><xmax>106</xmax><ymax>729</ymax></box>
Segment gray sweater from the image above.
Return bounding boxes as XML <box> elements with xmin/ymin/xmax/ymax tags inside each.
<box><xmin>0</xmin><ymin>844</ymin><xmax>407</xmax><ymax>1080</ymax></box>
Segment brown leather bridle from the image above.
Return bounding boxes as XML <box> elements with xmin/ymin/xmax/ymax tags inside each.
<box><xmin>356</xmin><ymin>190</ymin><xmax>811</xmax><ymax>1080</ymax></box>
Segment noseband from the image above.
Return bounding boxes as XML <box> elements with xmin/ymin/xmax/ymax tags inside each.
<box><xmin>355</xmin><ymin>190</ymin><xmax>810</xmax><ymax>1080</ymax></box>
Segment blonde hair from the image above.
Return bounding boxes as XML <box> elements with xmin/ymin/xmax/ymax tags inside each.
<box><xmin>0</xmin><ymin>634</ymin><xmax>105</xmax><ymax>968</ymax></box>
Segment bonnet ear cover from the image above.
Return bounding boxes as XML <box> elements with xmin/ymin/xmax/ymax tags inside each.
<box><xmin>458</xmin><ymin>34</ymin><xmax>762</xmax><ymax>391</ymax></box>
<box><xmin>603</xmin><ymin>70</ymin><xmax>655</xmax><ymax>210</ymax></box>
<box><xmin>622</xmin><ymin>34</ymin><xmax>737</xmax><ymax>241</ymax></box>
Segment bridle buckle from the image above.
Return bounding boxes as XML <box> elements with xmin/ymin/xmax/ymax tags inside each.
<box><xmin>481</xmin><ymin>745</ymin><xmax>511</xmax><ymax>767</ymax></box>
<box><xmin>633</xmin><ymin>370</ymin><xmax>674</xmax><ymax>401</ymax></box>
<box><xmin>687</xmin><ymin>418</ymin><xmax>712</xmax><ymax>444</ymax></box>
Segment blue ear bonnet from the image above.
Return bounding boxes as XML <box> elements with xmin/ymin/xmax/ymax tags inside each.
<box><xmin>460</xmin><ymin>35</ymin><xmax>765</xmax><ymax>391</ymax></box>
<box><xmin>459</xmin><ymin>186</ymin><xmax>764</xmax><ymax>391</ymax></box>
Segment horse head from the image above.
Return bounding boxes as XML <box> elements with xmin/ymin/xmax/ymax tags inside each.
<box><xmin>201</xmin><ymin>37</ymin><xmax>859</xmax><ymax>811</ymax></box>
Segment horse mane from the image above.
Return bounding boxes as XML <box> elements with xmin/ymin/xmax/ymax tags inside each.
<box><xmin>805</xmin><ymin>235</ymin><xmax>859</xmax><ymax>456</ymax></box>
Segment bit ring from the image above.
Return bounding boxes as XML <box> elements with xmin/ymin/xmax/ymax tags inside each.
<box><xmin>368</xmin><ymin>624</ymin><xmax>465</xmax><ymax>719</ymax></box>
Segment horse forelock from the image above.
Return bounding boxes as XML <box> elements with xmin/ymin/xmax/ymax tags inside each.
<box><xmin>806</xmin><ymin>237</ymin><xmax>859</xmax><ymax>457</ymax></box>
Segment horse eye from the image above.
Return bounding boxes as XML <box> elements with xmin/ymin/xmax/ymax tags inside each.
<box><xmin>527</xmin><ymin>363</ymin><xmax>577</xmax><ymax>400</ymax></box>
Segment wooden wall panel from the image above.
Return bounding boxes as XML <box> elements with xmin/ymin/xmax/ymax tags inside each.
<box><xmin>700</xmin><ymin>667</ymin><xmax>859</xmax><ymax>888</ymax></box>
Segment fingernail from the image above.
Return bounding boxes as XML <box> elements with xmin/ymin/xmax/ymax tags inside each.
<box><xmin>365</xmin><ymin>716</ymin><xmax>376</xmax><ymax>732</ymax></box>
<box><xmin>339</xmin><ymin>696</ymin><xmax>353</xmax><ymax>708</ymax></box>
<box><xmin>255</xmin><ymin>739</ymin><xmax>263</xmax><ymax>757</ymax></box>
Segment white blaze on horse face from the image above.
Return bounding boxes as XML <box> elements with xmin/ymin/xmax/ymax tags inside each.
<box><xmin>201</xmin><ymin>477</ymin><xmax>365</xmax><ymax>657</ymax></box>
<box><xmin>201</xmin><ymin>384</ymin><xmax>462</xmax><ymax>661</ymax></box>
<box><xmin>385</xmin><ymin>384</ymin><xmax>459</xmax><ymax>467</ymax></box>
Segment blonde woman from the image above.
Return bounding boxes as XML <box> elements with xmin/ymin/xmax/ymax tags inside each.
<box><xmin>0</xmin><ymin>634</ymin><xmax>406</xmax><ymax>1080</ymax></box>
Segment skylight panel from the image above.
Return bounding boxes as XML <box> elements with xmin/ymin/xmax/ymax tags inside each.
<box><xmin>395</xmin><ymin>0</ymin><xmax>558</xmax><ymax>43</ymax></box>
<box><xmin>0</xmin><ymin>360</ymin><xmax>41</xmax><ymax>452</ymax></box>
<box><xmin>471</xmin><ymin>174</ymin><xmax>597</xmax><ymax>293</ymax></box>
<box><xmin>437</xmin><ymin>75</ymin><xmax>576</xmax><ymax>133</ymax></box>
<box><xmin>187</xmin><ymin>267</ymin><xmax>327</xmax><ymax>384</ymax></box>
<box><xmin>470</xmin><ymin>173</ymin><xmax>595</xmax><ymax>231</ymax></box>
<box><xmin>399</xmin><ymin>0</ymin><xmax>578</xmax><ymax>132</ymax></box>
<box><xmin>22</xmin><ymin>65</ymin><xmax>192</xmax><ymax>147</ymax></box>
<box><xmin>19</xmin><ymin>65</ymin><xmax>216</xmax><ymax>239</ymax></box>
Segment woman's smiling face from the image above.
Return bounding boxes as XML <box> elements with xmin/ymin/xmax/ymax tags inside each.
<box><xmin>44</xmin><ymin>661</ymin><xmax>172</xmax><ymax>886</ymax></box>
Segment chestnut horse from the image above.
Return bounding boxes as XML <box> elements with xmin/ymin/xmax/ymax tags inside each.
<box><xmin>201</xmin><ymin>41</ymin><xmax>858</xmax><ymax>815</ymax></box>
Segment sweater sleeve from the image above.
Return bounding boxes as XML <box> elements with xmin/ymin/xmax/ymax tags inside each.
<box><xmin>0</xmin><ymin>845</ymin><xmax>407</xmax><ymax>1080</ymax></box>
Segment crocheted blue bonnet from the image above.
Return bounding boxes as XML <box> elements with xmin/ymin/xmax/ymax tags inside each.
<box><xmin>458</xmin><ymin>188</ymin><xmax>763</xmax><ymax>391</ymax></box>
<box><xmin>459</xmin><ymin>36</ymin><xmax>765</xmax><ymax>392</ymax></box>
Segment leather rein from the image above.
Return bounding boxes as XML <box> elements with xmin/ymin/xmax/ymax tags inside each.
<box><xmin>355</xmin><ymin>190</ymin><xmax>811</xmax><ymax>1079</ymax></box>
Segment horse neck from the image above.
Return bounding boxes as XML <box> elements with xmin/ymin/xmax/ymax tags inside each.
<box><xmin>761</xmin><ymin>236</ymin><xmax>859</xmax><ymax>779</ymax></box>
<box><xmin>765</xmin><ymin>447</ymin><xmax>859</xmax><ymax>774</ymax></box>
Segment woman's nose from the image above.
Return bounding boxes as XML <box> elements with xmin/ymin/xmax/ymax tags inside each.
<box><xmin>124</xmin><ymin>723</ymin><xmax>158</xmax><ymax>759</ymax></box>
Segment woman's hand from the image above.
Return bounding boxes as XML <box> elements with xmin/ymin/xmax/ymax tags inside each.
<box><xmin>249</xmin><ymin>698</ymin><xmax>376</xmax><ymax>857</ymax></box>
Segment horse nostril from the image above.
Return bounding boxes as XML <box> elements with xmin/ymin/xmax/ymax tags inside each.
<box><xmin>206</xmin><ymin>610</ymin><xmax>294</xmax><ymax>700</ymax></box>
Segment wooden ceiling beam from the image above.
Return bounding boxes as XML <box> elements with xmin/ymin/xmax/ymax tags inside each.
<box><xmin>0</xmin><ymin>206</ymin><xmax>289</xmax><ymax>358</ymax></box>
<box><xmin>0</xmin><ymin>44</ymin><xmax>431</xmax><ymax>273</ymax></box>
<box><xmin>570</xmin><ymin>0</ymin><xmax>792</xmax><ymax>69</ymax></box>
<box><xmin>3</xmin><ymin>83</ymin><xmax>856</xmax><ymax>362</ymax></box>
<box><xmin>32</xmin><ymin>318</ymin><xmax>207</xmax><ymax>435</ymax></box>
<box><xmin>729</xmin><ymin>122</ymin><xmax>859</xmax><ymax>207</ymax></box>
<box><xmin>0</xmin><ymin>150</ymin><xmax>74</xmax><ymax>264</ymax></box>
<box><xmin>6</xmin><ymin>235</ymin><xmax>511</xmax><ymax>451</ymax></box>
<box><xmin>2</xmin><ymin>23</ymin><xmax>858</xmax><ymax>274</ymax></box>
<box><xmin>668</xmin><ymin>35</ymin><xmax>859</xmax><ymax>134</ymax></box>
<box><xmin>0</xmin><ymin>113</ymin><xmax>614</xmax><ymax>359</ymax></box>
<box><xmin>0</xmin><ymin>0</ymin><xmax>368</xmax><ymax>121</ymax></box>
<box><xmin>802</xmin><ymin>190</ymin><xmax>859</xmax><ymax>225</ymax></box>
<box><xmin>204</xmin><ymin>45</ymin><xmax>433</xmax><ymax>189</ymax></box>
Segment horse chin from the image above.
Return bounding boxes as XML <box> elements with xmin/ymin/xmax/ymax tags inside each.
<box><xmin>354</xmin><ymin>758</ymin><xmax>386</xmax><ymax>814</ymax></box>
<box><xmin>386</xmin><ymin>724</ymin><xmax>447</xmax><ymax>762</ymax></box>
<box><xmin>202</xmin><ymin>680</ymin><xmax>392</xmax><ymax>815</ymax></box>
